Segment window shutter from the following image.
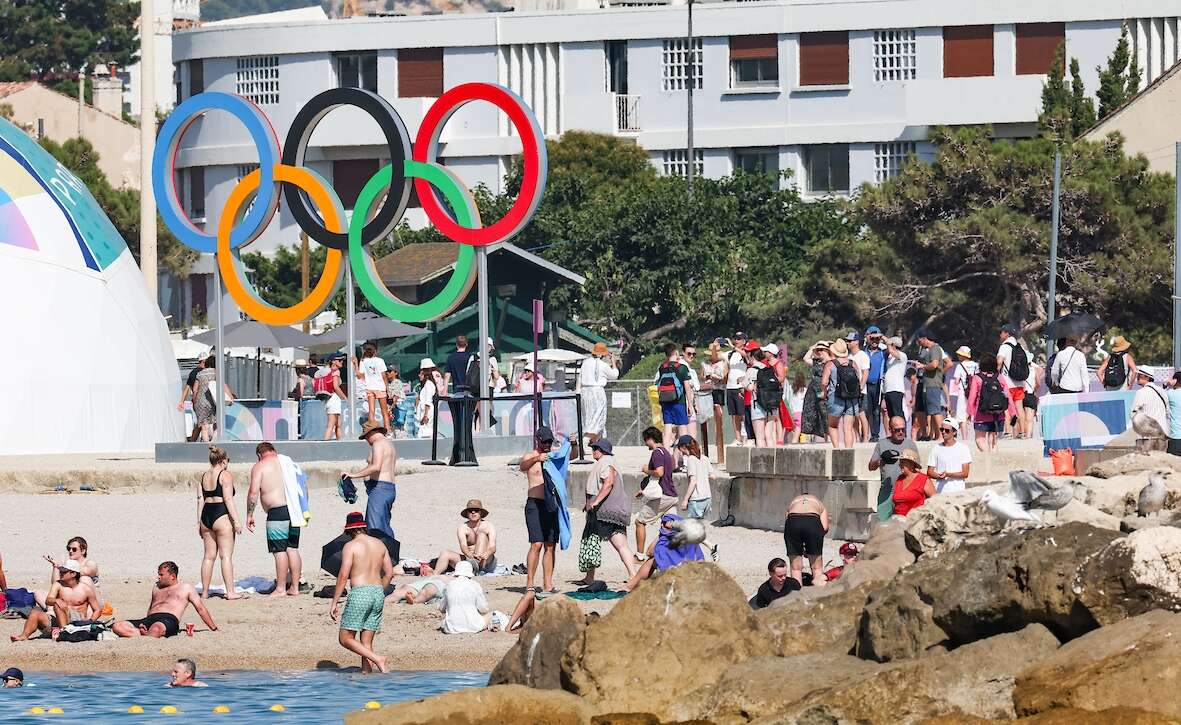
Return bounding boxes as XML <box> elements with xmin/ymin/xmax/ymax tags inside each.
<box><xmin>398</xmin><ymin>48</ymin><xmax>443</xmax><ymax>97</ymax></box>
<box><xmin>332</xmin><ymin>159</ymin><xmax>380</xmax><ymax>210</ymax></box>
<box><xmin>1015</xmin><ymin>23</ymin><xmax>1065</xmax><ymax>75</ymax></box>
<box><xmin>730</xmin><ymin>34</ymin><xmax>778</xmax><ymax>61</ymax></box>
<box><xmin>799</xmin><ymin>31</ymin><xmax>849</xmax><ymax>85</ymax></box>
<box><xmin>943</xmin><ymin>25</ymin><xmax>993</xmax><ymax>78</ymax></box>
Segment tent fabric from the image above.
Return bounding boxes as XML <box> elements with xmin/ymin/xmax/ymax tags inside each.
<box><xmin>0</xmin><ymin>117</ymin><xmax>182</xmax><ymax>454</ymax></box>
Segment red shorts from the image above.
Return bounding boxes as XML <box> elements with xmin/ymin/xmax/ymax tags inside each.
<box><xmin>1009</xmin><ymin>387</ymin><xmax>1025</xmax><ymax>402</ymax></box>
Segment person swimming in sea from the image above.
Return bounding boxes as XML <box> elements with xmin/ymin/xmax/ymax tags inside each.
<box><xmin>166</xmin><ymin>659</ymin><xmax>208</xmax><ymax>687</ymax></box>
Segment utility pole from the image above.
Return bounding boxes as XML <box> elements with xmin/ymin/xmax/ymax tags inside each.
<box><xmin>300</xmin><ymin>232</ymin><xmax>310</xmax><ymax>333</ymax></box>
<box><xmin>139</xmin><ymin>0</ymin><xmax>158</xmax><ymax>302</ymax></box>
<box><xmin>685</xmin><ymin>0</ymin><xmax>695</xmax><ymax>200</ymax></box>
<box><xmin>1174</xmin><ymin>142</ymin><xmax>1181</xmax><ymax>370</ymax></box>
<box><xmin>1046</xmin><ymin>151</ymin><xmax>1061</xmax><ymax>361</ymax></box>
<box><xmin>77</xmin><ymin>64</ymin><xmax>84</xmax><ymax>138</ymax></box>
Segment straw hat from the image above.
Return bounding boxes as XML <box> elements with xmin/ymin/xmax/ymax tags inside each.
<box><xmin>1111</xmin><ymin>335</ymin><xmax>1131</xmax><ymax>353</ymax></box>
<box><xmin>592</xmin><ymin>342</ymin><xmax>609</xmax><ymax>356</ymax></box>
<box><xmin>359</xmin><ymin>419</ymin><xmax>387</xmax><ymax>439</ymax></box>
<box><xmin>897</xmin><ymin>449</ymin><xmax>921</xmax><ymax>468</ymax></box>
<box><xmin>955</xmin><ymin>346</ymin><xmax>972</xmax><ymax>359</ymax></box>
<box><xmin>460</xmin><ymin>499</ymin><xmax>489</xmax><ymax>519</ymax></box>
<box><xmin>830</xmin><ymin>339</ymin><xmax>850</xmax><ymax>358</ymax></box>
<box><xmin>419</xmin><ymin>357</ymin><xmax>437</xmax><ymax>370</ymax></box>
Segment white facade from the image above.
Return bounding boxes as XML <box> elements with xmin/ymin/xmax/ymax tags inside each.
<box><xmin>170</xmin><ymin>0</ymin><xmax>1181</xmax><ymax>254</ymax></box>
<box><xmin>125</xmin><ymin>0</ymin><xmax>202</xmax><ymax>118</ymax></box>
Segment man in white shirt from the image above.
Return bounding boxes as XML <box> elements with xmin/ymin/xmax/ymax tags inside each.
<box><xmin>438</xmin><ymin>561</ymin><xmax>490</xmax><ymax>634</ymax></box>
<box><xmin>996</xmin><ymin>325</ymin><xmax>1030</xmax><ymax>437</ymax></box>
<box><xmin>1131</xmin><ymin>366</ymin><xmax>1170</xmax><ymax>452</ymax></box>
<box><xmin>881</xmin><ymin>337</ymin><xmax>909</xmax><ymax>429</ymax></box>
<box><xmin>724</xmin><ymin>333</ymin><xmax>750</xmax><ymax>446</ymax></box>
<box><xmin>1049</xmin><ymin>338</ymin><xmax>1089</xmax><ymax>394</ymax></box>
<box><xmin>846</xmin><ymin>332</ymin><xmax>871</xmax><ymax>443</ymax></box>
<box><xmin>926</xmin><ymin>417</ymin><xmax>972</xmax><ymax>494</ymax></box>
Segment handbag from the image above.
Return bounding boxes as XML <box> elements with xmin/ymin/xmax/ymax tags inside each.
<box><xmin>578</xmin><ymin>509</ymin><xmax>602</xmax><ymax>572</ymax></box>
<box><xmin>640</xmin><ymin>475</ymin><xmax>663</xmax><ymax>500</ymax></box>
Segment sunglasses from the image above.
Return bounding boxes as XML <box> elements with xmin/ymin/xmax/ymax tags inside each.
<box><xmin>684</xmin><ymin>351</ymin><xmax>696</xmax><ymax>357</ymax></box>
<box><xmin>67</xmin><ymin>546</ymin><xmax>81</xmax><ymax>552</ymax></box>
<box><xmin>890</xmin><ymin>427</ymin><xmax>906</xmax><ymax>432</ymax></box>
<box><xmin>941</xmin><ymin>428</ymin><xmax>957</xmax><ymax>434</ymax></box>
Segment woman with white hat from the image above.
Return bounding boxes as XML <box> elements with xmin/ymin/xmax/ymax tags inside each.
<box><xmin>416</xmin><ymin>358</ymin><xmax>443</xmax><ymax>439</ymax></box>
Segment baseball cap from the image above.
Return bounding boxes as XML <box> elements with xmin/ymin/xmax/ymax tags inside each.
<box><xmin>535</xmin><ymin>426</ymin><xmax>555</xmax><ymax>444</ymax></box>
<box><xmin>888</xmin><ymin>336</ymin><xmax>903</xmax><ymax>347</ymax></box>
<box><xmin>1</xmin><ymin>667</ymin><xmax>23</xmax><ymax>683</ymax></box>
<box><xmin>733</xmin><ymin>332</ymin><xmax>748</xmax><ymax>340</ymax></box>
<box><xmin>763</xmin><ymin>343</ymin><xmax>779</xmax><ymax>356</ymax></box>
<box><xmin>845</xmin><ymin>331</ymin><xmax>861</xmax><ymax>342</ymax></box>
<box><xmin>839</xmin><ymin>543</ymin><xmax>860</xmax><ymax>558</ymax></box>
<box><xmin>941</xmin><ymin>417</ymin><xmax>960</xmax><ymax>431</ymax></box>
<box><xmin>1000</xmin><ymin>324</ymin><xmax>1018</xmax><ymax>335</ymax></box>
<box><xmin>866</xmin><ymin>325</ymin><xmax>882</xmax><ymax>335</ymax></box>
<box><xmin>591</xmin><ymin>438</ymin><xmax>614</xmax><ymax>455</ymax></box>
<box><xmin>744</xmin><ymin>340</ymin><xmax>761</xmax><ymax>352</ymax></box>
<box><xmin>59</xmin><ymin>559</ymin><xmax>83</xmax><ymax>575</ymax></box>
<box><xmin>915</xmin><ymin>328</ymin><xmax>934</xmax><ymax>340</ymax></box>
<box><xmin>675</xmin><ymin>434</ymin><xmax>695</xmax><ymax>447</ymax></box>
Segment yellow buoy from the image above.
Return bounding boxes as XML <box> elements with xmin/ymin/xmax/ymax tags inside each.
<box><xmin>160</xmin><ymin>705</ymin><xmax>179</xmax><ymax>714</ymax></box>
<box><xmin>269</xmin><ymin>704</ymin><xmax>286</xmax><ymax>712</ymax></box>
<box><xmin>26</xmin><ymin>707</ymin><xmax>45</xmax><ymax>715</ymax></box>
<box><xmin>127</xmin><ymin>705</ymin><xmax>144</xmax><ymax>714</ymax></box>
<box><xmin>213</xmin><ymin>704</ymin><xmax>231</xmax><ymax>713</ymax></box>
<box><xmin>364</xmin><ymin>701</ymin><xmax>381</xmax><ymax>710</ymax></box>
<box><xmin>47</xmin><ymin>707</ymin><xmax>64</xmax><ymax>714</ymax></box>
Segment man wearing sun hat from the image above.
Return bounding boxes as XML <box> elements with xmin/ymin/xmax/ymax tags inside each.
<box><xmin>330</xmin><ymin>512</ymin><xmax>396</xmax><ymax>673</ymax></box>
<box><xmin>342</xmin><ymin>419</ymin><xmax>398</xmax><ymax>541</ymax></box>
<box><xmin>457</xmin><ymin>499</ymin><xmax>497</xmax><ymax>574</ymax></box>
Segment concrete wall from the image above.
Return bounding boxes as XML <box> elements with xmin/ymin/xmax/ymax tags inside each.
<box><xmin>1084</xmin><ymin>65</ymin><xmax>1181</xmax><ymax>175</ymax></box>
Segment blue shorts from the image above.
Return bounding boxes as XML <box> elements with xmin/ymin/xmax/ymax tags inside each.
<box><xmin>661</xmin><ymin>402</ymin><xmax>689</xmax><ymax>425</ymax></box>
<box><xmin>827</xmin><ymin>396</ymin><xmax>860</xmax><ymax>418</ymax></box>
<box><xmin>686</xmin><ymin>498</ymin><xmax>712</xmax><ymax>519</ymax></box>
<box><xmin>923</xmin><ymin>386</ymin><xmax>946</xmax><ymax>414</ymax></box>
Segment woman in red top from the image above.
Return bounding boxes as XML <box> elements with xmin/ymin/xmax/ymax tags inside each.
<box><xmin>892</xmin><ymin>449</ymin><xmax>936</xmax><ymax>518</ymax></box>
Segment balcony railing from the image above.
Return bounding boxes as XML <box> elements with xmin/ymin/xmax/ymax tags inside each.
<box><xmin>614</xmin><ymin>93</ymin><xmax>641</xmax><ymax>132</ymax></box>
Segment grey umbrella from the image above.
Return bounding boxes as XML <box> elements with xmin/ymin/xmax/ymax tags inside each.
<box><xmin>314</xmin><ymin>312</ymin><xmax>427</xmax><ymax>344</ymax></box>
<box><xmin>189</xmin><ymin>320</ymin><xmax>323</xmax><ymax>348</ymax></box>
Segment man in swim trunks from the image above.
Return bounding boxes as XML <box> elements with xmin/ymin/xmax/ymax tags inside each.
<box><xmin>10</xmin><ymin>560</ymin><xmax>99</xmax><ymax>642</ymax></box>
<box><xmin>342</xmin><ymin>419</ymin><xmax>398</xmax><ymax>540</ymax></box>
<box><xmin>113</xmin><ymin>561</ymin><xmax>218</xmax><ymax>638</ymax></box>
<box><xmin>330</xmin><ymin>512</ymin><xmax>396</xmax><ymax>674</ymax></box>
<box><xmin>784</xmin><ymin>494</ymin><xmax>830</xmax><ymax>587</ymax></box>
<box><xmin>247</xmin><ymin>441</ymin><xmax>303</xmax><ymax>597</ymax></box>
<box><xmin>519</xmin><ymin>427</ymin><xmax>567</xmax><ymax>594</ymax></box>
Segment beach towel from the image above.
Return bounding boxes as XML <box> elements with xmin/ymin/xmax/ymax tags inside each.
<box><xmin>653</xmin><ymin>513</ymin><xmax>705</xmax><ymax>572</ymax></box>
<box><xmin>564</xmin><ymin>589</ymin><xmax>626</xmax><ymax>601</ymax></box>
<box><xmin>278</xmin><ymin>454</ymin><xmax>310</xmax><ymax>527</ymax></box>
<box><xmin>542</xmin><ymin>437</ymin><xmax>572</xmax><ymax>550</ymax></box>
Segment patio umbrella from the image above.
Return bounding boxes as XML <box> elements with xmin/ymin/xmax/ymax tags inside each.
<box><xmin>189</xmin><ymin>320</ymin><xmax>323</xmax><ymax>348</ymax></box>
<box><xmin>314</xmin><ymin>312</ymin><xmax>427</xmax><ymax>344</ymax></box>
<box><xmin>320</xmin><ymin>529</ymin><xmax>401</xmax><ymax>577</ymax></box>
<box><xmin>1043</xmin><ymin>312</ymin><xmax>1105</xmax><ymax>341</ymax></box>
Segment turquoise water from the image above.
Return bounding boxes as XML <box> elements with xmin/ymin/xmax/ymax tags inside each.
<box><xmin>1</xmin><ymin>670</ymin><xmax>486</xmax><ymax>723</ymax></box>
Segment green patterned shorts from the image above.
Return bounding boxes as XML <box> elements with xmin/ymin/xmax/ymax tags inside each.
<box><xmin>340</xmin><ymin>584</ymin><xmax>385</xmax><ymax>633</ymax></box>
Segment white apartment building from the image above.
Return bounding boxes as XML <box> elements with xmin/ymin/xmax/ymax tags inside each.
<box><xmin>170</xmin><ymin>0</ymin><xmax>1181</xmax><ymax>254</ymax></box>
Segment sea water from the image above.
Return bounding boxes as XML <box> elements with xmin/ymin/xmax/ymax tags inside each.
<box><xmin>0</xmin><ymin>669</ymin><xmax>486</xmax><ymax>724</ymax></box>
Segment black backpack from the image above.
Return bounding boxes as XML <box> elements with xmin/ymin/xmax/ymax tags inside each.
<box><xmin>1007</xmin><ymin>343</ymin><xmax>1029</xmax><ymax>382</ymax></box>
<box><xmin>978</xmin><ymin>372</ymin><xmax>1008</xmax><ymax>414</ymax></box>
<box><xmin>1103</xmin><ymin>352</ymin><xmax>1127</xmax><ymax>388</ymax></box>
<box><xmin>756</xmin><ymin>366</ymin><xmax>783</xmax><ymax>410</ymax></box>
<box><xmin>464</xmin><ymin>354</ymin><xmax>483</xmax><ymax>394</ymax></box>
<box><xmin>835</xmin><ymin>361</ymin><xmax>861</xmax><ymax>401</ymax></box>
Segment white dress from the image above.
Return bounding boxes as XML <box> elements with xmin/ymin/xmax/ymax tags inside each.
<box><xmin>579</xmin><ymin>357</ymin><xmax>619</xmax><ymax>436</ymax></box>
<box><xmin>417</xmin><ymin>380</ymin><xmax>437</xmax><ymax>439</ymax></box>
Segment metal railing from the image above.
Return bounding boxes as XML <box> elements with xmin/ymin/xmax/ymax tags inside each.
<box><xmin>614</xmin><ymin>93</ymin><xmax>641</xmax><ymax>132</ymax></box>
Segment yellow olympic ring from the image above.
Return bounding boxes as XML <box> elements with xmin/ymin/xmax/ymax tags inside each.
<box><xmin>217</xmin><ymin>165</ymin><xmax>345</xmax><ymax>326</ymax></box>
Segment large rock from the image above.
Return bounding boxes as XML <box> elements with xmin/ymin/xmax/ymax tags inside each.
<box><xmin>832</xmin><ymin>517</ymin><xmax>915</xmax><ymax>592</ymax></box>
<box><xmin>1085</xmin><ymin>451</ymin><xmax>1181</xmax><ymax>479</ymax></box>
<box><xmin>756</xmin><ymin>582</ymin><xmax>877</xmax><ymax>657</ymax></box>
<box><xmin>345</xmin><ymin>685</ymin><xmax>592</xmax><ymax>725</ymax></box>
<box><xmin>920</xmin><ymin>709</ymin><xmax>1181</xmax><ymax>724</ymax></box>
<box><xmin>489</xmin><ymin>596</ymin><xmax>587</xmax><ymax>689</ymax></box>
<box><xmin>1075</xmin><ymin>527</ymin><xmax>1181</xmax><ymax>625</ymax></box>
<box><xmin>560</xmin><ymin>562</ymin><xmax>776</xmax><ymax>716</ymax></box>
<box><xmin>1013</xmin><ymin>610</ymin><xmax>1181</xmax><ymax>718</ymax></box>
<box><xmin>858</xmin><ymin>523</ymin><xmax>1126</xmax><ymax>661</ymax></box>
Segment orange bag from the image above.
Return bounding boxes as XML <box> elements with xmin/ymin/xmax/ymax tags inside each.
<box><xmin>1049</xmin><ymin>448</ymin><xmax>1075</xmax><ymax>476</ymax></box>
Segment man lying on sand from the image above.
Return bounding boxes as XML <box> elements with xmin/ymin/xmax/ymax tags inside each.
<box><xmin>113</xmin><ymin>561</ymin><xmax>218</xmax><ymax>638</ymax></box>
<box><xmin>330</xmin><ymin>513</ymin><xmax>395</xmax><ymax>674</ymax></box>
<box><xmin>385</xmin><ymin>575</ymin><xmax>452</xmax><ymax>605</ymax></box>
<box><xmin>167</xmin><ymin>659</ymin><xmax>208</xmax><ymax>687</ymax></box>
<box><xmin>10</xmin><ymin>560</ymin><xmax>99</xmax><ymax>642</ymax></box>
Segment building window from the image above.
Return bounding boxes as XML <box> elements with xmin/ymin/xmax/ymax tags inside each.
<box><xmin>873</xmin><ymin>142</ymin><xmax>915</xmax><ymax>182</ymax></box>
<box><xmin>1015</xmin><ymin>23</ymin><xmax>1065</xmax><ymax>75</ymax></box>
<box><xmin>943</xmin><ymin>25</ymin><xmax>994</xmax><ymax>78</ymax></box>
<box><xmin>729</xmin><ymin>35</ymin><xmax>778</xmax><ymax>87</ymax></box>
<box><xmin>873</xmin><ymin>29</ymin><xmax>916</xmax><ymax>81</ymax></box>
<box><xmin>498</xmin><ymin>43</ymin><xmax>562</xmax><ymax>136</ymax></box>
<box><xmin>662</xmin><ymin>149</ymin><xmax>704</xmax><ymax>178</ymax></box>
<box><xmin>189</xmin><ymin>167</ymin><xmax>205</xmax><ymax>220</ymax></box>
<box><xmin>799</xmin><ymin>31</ymin><xmax>849</xmax><ymax>86</ymax></box>
<box><xmin>398</xmin><ymin>48</ymin><xmax>443</xmax><ymax>97</ymax></box>
<box><xmin>332</xmin><ymin>159</ymin><xmax>381</xmax><ymax>210</ymax></box>
<box><xmin>190</xmin><ymin>60</ymin><xmax>204</xmax><ymax>97</ymax></box>
<box><xmin>235</xmin><ymin>56</ymin><xmax>278</xmax><ymax>105</ymax></box>
<box><xmin>735</xmin><ymin>148</ymin><xmax>779</xmax><ymax>177</ymax></box>
<box><xmin>662</xmin><ymin>38</ymin><xmax>703</xmax><ymax>91</ymax></box>
<box><xmin>336</xmin><ymin>52</ymin><xmax>378</xmax><ymax>92</ymax></box>
<box><xmin>804</xmin><ymin>144</ymin><xmax>849</xmax><ymax>194</ymax></box>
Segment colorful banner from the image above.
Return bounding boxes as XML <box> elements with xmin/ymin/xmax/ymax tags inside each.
<box><xmin>1039</xmin><ymin>390</ymin><xmax>1136</xmax><ymax>455</ymax></box>
<box><xmin>223</xmin><ymin>400</ymin><xmax>299</xmax><ymax>441</ymax></box>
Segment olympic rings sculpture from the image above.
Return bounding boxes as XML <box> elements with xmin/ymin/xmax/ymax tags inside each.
<box><xmin>151</xmin><ymin>83</ymin><xmax>548</xmax><ymax>324</ymax></box>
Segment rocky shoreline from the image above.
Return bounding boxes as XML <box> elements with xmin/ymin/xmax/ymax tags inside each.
<box><xmin>348</xmin><ymin>452</ymin><xmax>1181</xmax><ymax>724</ymax></box>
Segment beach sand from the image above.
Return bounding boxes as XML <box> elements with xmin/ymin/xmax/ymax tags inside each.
<box><xmin>0</xmin><ymin>450</ymin><xmax>843</xmax><ymax>674</ymax></box>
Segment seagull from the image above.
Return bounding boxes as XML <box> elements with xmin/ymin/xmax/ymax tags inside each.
<box><xmin>1028</xmin><ymin>483</ymin><xmax>1078</xmax><ymax>524</ymax></box>
<box><xmin>1007</xmin><ymin>470</ymin><xmax>1054</xmax><ymax>503</ymax></box>
<box><xmin>1137</xmin><ymin>471</ymin><xmax>1168</xmax><ymax>517</ymax></box>
<box><xmin>979</xmin><ymin>490</ymin><xmax>1042</xmax><ymax>527</ymax></box>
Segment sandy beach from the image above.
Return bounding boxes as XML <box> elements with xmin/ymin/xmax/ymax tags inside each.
<box><xmin>0</xmin><ymin>450</ymin><xmax>839</xmax><ymax>674</ymax></box>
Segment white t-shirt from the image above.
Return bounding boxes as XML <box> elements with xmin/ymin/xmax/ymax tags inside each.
<box><xmin>579</xmin><ymin>357</ymin><xmax>619</xmax><ymax>387</ymax></box>
<box><xmin>360</xmin><ymin>357</ymin><xmax>387</xmax><ymax>392</ymax></box>
<box><xmin>997</xmin><ymin>338</ymin><xmax>1016</xmax><ymax>375</ymax></box>
<box><xmin>928</xmin><ymin>441</ymin><xmax>972</xmax><ymax>494</ymax></box>
<box><xmin>684</xmin><ymin>454</ymin><xmax>712</xmax><ymax>501</ymax></box>
<box><xmin>883</xmin><ymin>351</ymin><xmax>909</xmax><ymax>394</ymax></box>
<box><xmin>852</xmin><ymin>350</ymin><xmax>870</xmax><ymax>394</ymax></box>
<box><xmin>950</xmin><ymin>360</ymin><xmax>978</xmax><ymax>397</ymax></box>
<box><xmin>1050</xmin><ymin>346</ymin><xmax>1089</xmax><ymax>393</ymax></box>
<box><xmin>725</xmin><ymin>352</ymin><xmax>747</xmax><ymax>389</ymax></box>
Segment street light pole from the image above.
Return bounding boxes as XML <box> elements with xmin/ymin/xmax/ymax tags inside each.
<box><xmin>139</xmin><ymin>0</ymin><xmax>158</xmax><ymax>302</ymax></box>
<box><xmin>685</xmin><ymin>0</ymin><xmax>694</xmax><ymax>200</ymax></box>
<box><xmin>1046</xmin><ymin>150</ymin><xmax>1061</xmax><ymax>361</ymax></box>
<box><xmin>1174</xmin><ymin>142</ymin><xmax>1181</xmax><ymax>370</ymax></box>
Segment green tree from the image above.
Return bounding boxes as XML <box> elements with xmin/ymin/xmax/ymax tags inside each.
<box><xmin>0</xmin><ymin>0</ymin><xmax>139</xmax><ymax>82</ymax></box>
<box><xmin>1096</xmin><ymin>27</ymin><xmax>1133</xmax><ymax>119</ymax></box>
<box><xmin>1068</xmin><ymin>57</ymin><xmax>1096</xmax><ymax>137</ymax></box>
<box><xmin>1038</xmin><ymin>43</ymin><xmax>1070</xmax><ymax>142</ymax></box>
<box><xmin>39</xmin><ymin>137</ymin><xmax>197</xmax><ymax>276</ymax></box>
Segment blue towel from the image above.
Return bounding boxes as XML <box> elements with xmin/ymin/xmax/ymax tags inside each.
<box><xmin>542</xmin><ymin>437</ymin><xmax>572</xmax><ymax>550</ymax></box>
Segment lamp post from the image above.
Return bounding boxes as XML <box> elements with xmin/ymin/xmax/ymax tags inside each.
<box><xmin>1046</xmin><ymin>150</ymin><xmax>1061</xmax><ymax>360</ymax></box>
<box><xmin>685</xmin><ymin>0</ymin><xmax>695</xmax><ymax>200</ymax></box>
<box><xmin>139</xmin><ymin>0</ymin><xmax>158</xmax><ymax>301</ymax></box>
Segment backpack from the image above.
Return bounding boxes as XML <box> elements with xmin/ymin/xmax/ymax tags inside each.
<box><xmin>313</xmin><ymin>370</ymin><xmax>335</xmax><ymax>401</ymax></box>
<box><xmin>977</xmin><ymin>372</ymin><xmax>1008</xmax><ymax>414</ymax></box>
<box><xmin>1007</xmin><ymin>342</ymin><xmax>1030</xmax><ymax>382</ymax></box>
<box><xmin>464</xmin><ymin>354</ymin><xmax>482</xmax><ymax>394</ymax></box>
<box><xmin>656</xmin><ymin>363</ymin><xmax>684</xmax><ymax>404</ymax></box>
<box><xmin>835</xmin><ymin>361</ymin><xmax>861</xmax><ymax>401</ymax></box>
<box><xmin>1103</xmin><ymin>352</ymin><xmax>1127</xmax><ymax>388</ymax></box>
<box><xmin>755</xmin><ymin>366</ymin><xmax>783</xmax><ymax>410</ymax></box>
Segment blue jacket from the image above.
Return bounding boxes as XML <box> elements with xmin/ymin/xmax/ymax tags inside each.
<box><xmin>542</xmin><ymin>437</ymin><xmax>572</xmax><ymax>550</ymax></box>
<box><xmin>867</xmin><ymin>349</ymin><xmax>886</xmax><ymax>384</ymax></box>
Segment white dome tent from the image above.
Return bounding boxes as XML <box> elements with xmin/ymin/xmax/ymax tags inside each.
<box><xmin>0</xmin><ymin>118</ymin><xmax>182</xmax><ymax>454</ymax></box>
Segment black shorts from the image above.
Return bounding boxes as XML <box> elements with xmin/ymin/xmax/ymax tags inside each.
<box><xmin>1169</xmin><ymin>438</ymin><xmax>1181</xmax><ymax>457</ymax></box>
<box><xmin>524</xmin><ymin>497</ymin><xmax>559</xmax><ymax>544</ymax></box>
<box><xmin>710</xmin><ymin>389</ymin><xmax>725</xmax><ymax>407</ymax></box>
<box><xmin>725</xmin><ymin>389</ymin><xmax>745</xmax><ymax>416</ymax></box>
<box><xmin>784</xmin><ymin>513</ymin><xmax>825</xmax><ymax>558</ymax></box>
<box><xmin>913</xmin><ymin>388</ymin><xmax>927</xmax><ymax>415</ymax></box>
<box><xmin>884</xmin><ymin>391</ymin><xmax>905</xmax><ymax>420</ymax></box>
<box><xmin>1023</xmin><ymin>393</ymin><xmax>1039</xmax><ymax>411</ymax></box>
<box><xmin>126</xmin><ymin>612</ymin><xmax>180</xmax><ymax>638</ymax></box>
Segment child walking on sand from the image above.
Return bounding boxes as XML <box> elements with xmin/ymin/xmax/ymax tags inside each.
<box><xmin>329</xmin><ymin>512</ymin><xmax>396</xmax><ymax>673</ymax></box>
<box><xmin>675</xmin><ymin>435</ymin><xmax>718</xmax><ymax>561</ymax></box>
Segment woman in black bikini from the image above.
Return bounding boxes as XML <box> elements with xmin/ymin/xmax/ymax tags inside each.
<box><xmin>198</xmin><ymin>446</ymin><xmax>245</xmax><ymax>600</ymax></box>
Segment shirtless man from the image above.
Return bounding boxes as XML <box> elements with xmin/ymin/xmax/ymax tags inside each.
<box><xmin>248</xmin><ymin>441</ymin><xmax>302</xmax><ymax>597</ymax></box>
<box><xmin>112</xmin><ymin>561</ymin><xmax>217</xmax><ymax>638</ymax></box>
<box><xmin>330</xmin><ymin>512</ymin><xmax>395</xmax><ymax>673</ymax></box>
<box><xmin>783</xmin><ymin>494</ymin><xmax>830</xmax><ymax>587</ymax></box>
<box><xmin>518</xmin><ymin>427</ymin><xmax>570</xmax><ymax>593</ymax></box>
<box><xmin>343</xmin><ymin>419</ymin><xmax>398</xmax><ymax>541</ymax></box>
<box><xmin>430</xmin><ymin>499</ymin><xmax>498</xmax><ymax>576</ymax></box>
<box><xmin>10</xmin><ymin>560</ymin><xmax>99</xmax><ymax>642</ymax></box>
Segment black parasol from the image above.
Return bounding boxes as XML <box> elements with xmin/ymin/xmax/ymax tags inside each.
<box><xmin>320</xmin><ymin>530</ymin><xmax>401</xmax><ymax>577</ymax></box>
<box><xmin>1043</xmin><ymin>312</ymin><xmax>1104</xmax><ymax>341</ymax></box>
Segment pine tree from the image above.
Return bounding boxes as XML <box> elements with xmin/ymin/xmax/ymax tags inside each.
<box><xmin>1127</xmin><ymin>52</ymin><xmax>1142</xmax><ymax>98</ymax></box>
<box><xmin>1096</xmin><ymin>27</ymin><xmax>1132</xmax><ymax>118</ymax></box>
<box><xmin>1069</xmin><ymin>57</ymin><xmax>1096</xmax><ymax>136</ymax></box>
<box><xmin>1038</xmin><ymin>43</ymin><xmax>1071</xmax><ymax>142</ymax></box>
